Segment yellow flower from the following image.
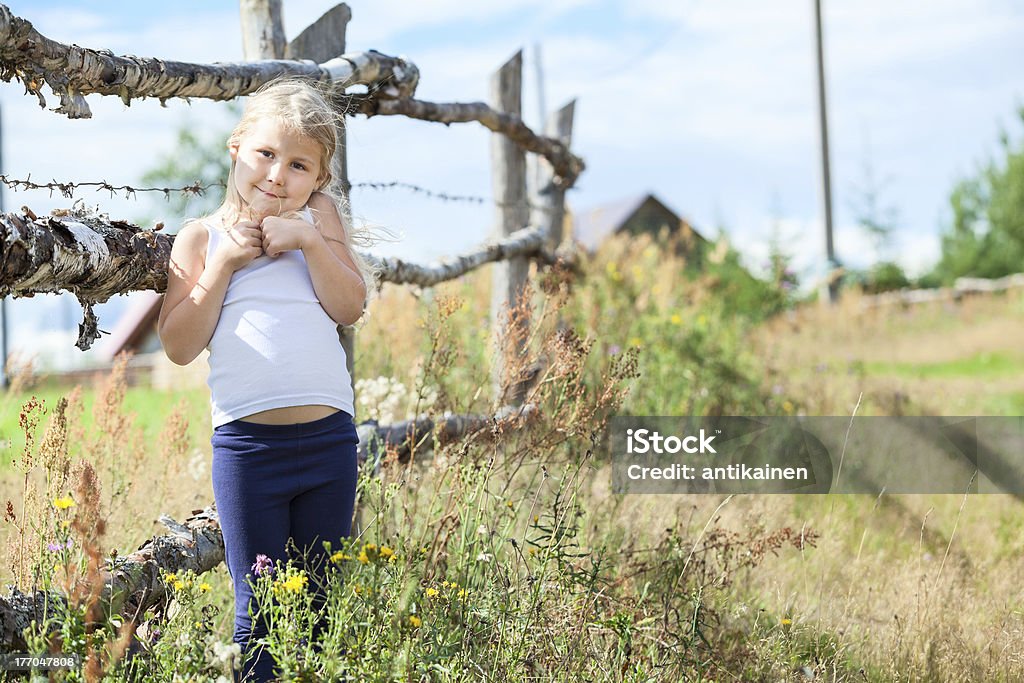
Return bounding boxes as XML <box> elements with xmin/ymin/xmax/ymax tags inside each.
<box><xmin>783</xmin><ymin>400</ymin><xmax>794</xmax><ymax>415</ymax></box>
<box><xmin>780</xmin><ymin>618</ymin><xmax>792</xmax><ymax>626</ymax></box>
<box><xmin>379</xmin><ymin>546</ymin><xmax>395</xmax><ymax>561</ymax></box>
<box><xmin>670</xmin><ymin>314</ymin><xmax>682</xmax><ymax>326</ymax></box>
<box><xmin>628</xmin><ymin>337</ymin><xmax>643</xmax><ymax>348</ymax></box>
<box><xmin>165</xmin><ymin>573</ymin><xmax>178</xmax><ymax>584</ymax></box>
<box><xmin>408</xmin><ymin>615</ymin><xmax>422</xmax><ymax>628</ymax></box>
<box><xmin>173</xmin><ymin>581</ymin><xmax>185</xmax><ymax>591</ymax></box>
<box><xmin>275</xmin><ymin>572</ymin><xmax>308</xmax><ymax>595</ymax></box>
<box><xmin>53</xmin><ymin>496</ymin><xmax>75</xmax><ymax>510</ymax></box>
<box><xmin>527</xmin><ymin>547</ymin><xmax>536</xmax><ymax>556</ymax></box>
<box><xmin>330</xmin><ymin>551</ymin><xmax>351</xmax><ymax>564</ymax></box>
<box><xmin>506</xmin><ymin>501</ymin><xmax>513</xmax><ymax>509</ymax></box>
<box><xmin>199</xmin><ymin>583</ymin><xmax>211</xmax><ymax>593</ymax></box>
<box><xmin>358</xmin><ymin>542</ymin><xmax>379</xmax><ymax>564</ymax></box>
<box><xmin>425</xmin><ymin>587</ymin><xmax>439</xmax><ymax>598</ymax></box>
<box><xmin>456</xmin><ymin>588</ymin><xmax>467</xmax><ymax>599</ymax></box>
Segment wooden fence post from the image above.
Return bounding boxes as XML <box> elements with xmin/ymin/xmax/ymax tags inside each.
<box><xmin>239</xmin><ymin>0</ymin><xmax>286</xmax><ymax>60</ymax></box>
<box><xmin>490</xmin><ymin>50</ymin><xmax>529</xmax><ymax>406</ymax></box>
<box><xmin>532</xmin><ymin>100</ymin><xmax>575</xmax><ymax>252</ymax></box>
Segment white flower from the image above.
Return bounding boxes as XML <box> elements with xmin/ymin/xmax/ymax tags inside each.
<box><xmin>212</xmin><ymin>641</ymin><xmax>242</xmax><ymax>667</ymax></box>
<box><xmin>476</xmin><ymin>524</ymin><xmax>488</xmax><ymax>537</ymax></box>
<box><xmin>476</xmin><ymin>552</ymin><xmax>493</xmax><ymax>563</ymax></box>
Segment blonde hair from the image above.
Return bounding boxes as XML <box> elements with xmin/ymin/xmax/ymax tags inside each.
<box><xmin>203</xmin><ymin>77</ymin><xmax>379</xmax><ymax>311</ymax></box>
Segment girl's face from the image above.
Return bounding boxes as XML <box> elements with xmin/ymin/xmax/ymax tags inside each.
<box><xmin>229</xmin><ymin>118</ymin><xmax>324</xmax><ymax>219</ymax></box>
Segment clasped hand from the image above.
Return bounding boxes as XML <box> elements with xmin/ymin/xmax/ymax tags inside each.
<box><xmin>218</xmin><ymin>216</ymin><xmax>317</xmax><ymax>270</ymax></box>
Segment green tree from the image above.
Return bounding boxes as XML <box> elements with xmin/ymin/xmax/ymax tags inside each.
<box><xmin>933</xmin><ymin>107</ymin><xmax>1024</xmax><ymax>283</ymax></box>
<box><xmin>138</xmin><ymin>105</ymin><xmax>238</xmax><ymax>232</ymax></box>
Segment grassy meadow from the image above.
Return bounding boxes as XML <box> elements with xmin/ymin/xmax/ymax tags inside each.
<box><xmin>1</xmin><ymin>232</ymin><xmax>1023</xmax><ymax>681</ymax></box>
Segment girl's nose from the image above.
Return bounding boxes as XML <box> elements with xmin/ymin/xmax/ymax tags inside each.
<box><xmin>267</xmin><ymin>162</ymin><xmax>284</xmax><ymax>184</ymax></box>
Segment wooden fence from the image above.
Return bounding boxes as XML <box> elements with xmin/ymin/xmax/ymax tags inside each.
<box><xmin>0</xmin><ymin>0</ymin><xmax>583</xmax><ymax>651</ymax></box>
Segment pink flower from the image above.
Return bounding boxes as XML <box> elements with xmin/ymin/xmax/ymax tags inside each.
<box><xmin>251</xmin><ymin>554</ymin><xmax>274</xmax><ymax>577</ymax></box>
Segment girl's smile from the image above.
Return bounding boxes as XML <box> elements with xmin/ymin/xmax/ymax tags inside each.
<box><xmin>229</xmin><ymin>118</ymin><xmax>323</xmax><ymax>218</ymax></box>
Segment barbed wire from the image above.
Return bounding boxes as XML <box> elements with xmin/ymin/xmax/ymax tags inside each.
<box><xmin>0</xmin><ymin>174</ymin><xmax>559</xmax><ymax>210</ymax></box>
<box><xmin>0</xmin><ymin>174</ymin><xmax>216</xmax><ymax>200</ymax></box>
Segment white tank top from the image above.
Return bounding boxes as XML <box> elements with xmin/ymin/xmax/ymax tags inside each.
<box><xmin>204</xmin><ymin>211</ymin><xmax>354</xmax><ymax>428</ymax></box>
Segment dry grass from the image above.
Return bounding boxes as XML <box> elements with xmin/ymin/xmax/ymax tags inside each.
<box><xmin>732</xmin><ymin>287</ymin><xmax>1024</xmax><ymax>679</ymax></box>
<box><xmin>755</xmin><ymin>288</ymin><xmax>1024</xmax><ymax>416</ymax></box>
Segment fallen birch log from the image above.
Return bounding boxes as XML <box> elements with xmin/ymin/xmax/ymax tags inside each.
<box><xmin>0</xmin><ymin>506</ymin><xmax>223</xmax><ymax>653</ymax></box>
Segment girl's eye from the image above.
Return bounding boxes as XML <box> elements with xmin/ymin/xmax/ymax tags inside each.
<box><xmin>260</xmin><ymin>150</ymin><xmax>273</xmax><ymax>158</ymax></box>
<box><xmin>291</xmin><ymin>162</ymin><xmax>307</xmax><ymax>171</ymax></box>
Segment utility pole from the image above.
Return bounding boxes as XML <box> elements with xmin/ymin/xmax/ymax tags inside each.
<box><xmin>813</xmin><ymin>0</ymin><xmax>838</xmax><ymax>303</ymax></box>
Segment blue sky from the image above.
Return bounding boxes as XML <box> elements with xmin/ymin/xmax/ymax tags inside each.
<box><xmin>1</xmin><ymin>0</ymin><xmax>1022</xmax><ymax>368</ymax></box>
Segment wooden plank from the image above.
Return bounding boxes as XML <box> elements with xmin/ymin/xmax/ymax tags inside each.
<box><xmin>490</xmin><ymin>50</ymin><xmax>529</xmax><ymax>406</ymax></box>
<box><xmin>286</xmin><ymin>4</ymin><xmax>352</xmax><ymax>64</ymax></box>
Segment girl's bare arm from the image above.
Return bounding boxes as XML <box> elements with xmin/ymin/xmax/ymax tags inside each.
<box><xmin>158</xmin><ymin>221</ymin><xmax>261</xmax><ymax>365</ymax></box>
<box><xmin>301</xmin><ymin>192</ymin><xmax>367</xmax><ymax>326</ymax></box>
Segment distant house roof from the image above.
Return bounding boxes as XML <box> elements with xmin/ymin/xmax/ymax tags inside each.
<box><xmin>571</xmin><ymin>193</ymin><xmax>694</xmax><ymax>252</ymax></box>
<box><xmin>102</xmin><ymin>290</ymin><xmax>163</xmax><ymax>361</ymax></box>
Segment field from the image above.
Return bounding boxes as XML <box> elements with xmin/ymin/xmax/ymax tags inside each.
<box><xmin>1</xmin><ymin>234</ymin><xmax>1022</xmax><ymax>681</ymax></box>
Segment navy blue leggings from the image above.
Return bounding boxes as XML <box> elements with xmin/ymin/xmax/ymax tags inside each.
<box><xmin>211</xmin><ymin>410</ymin><xmax>358</xmax><ymax>682</ymax></box>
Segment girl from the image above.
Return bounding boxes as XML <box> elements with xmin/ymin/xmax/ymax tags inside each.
<box><xmin>158</xmin><ymin>78</ymin><xmax>375</xmax><ymax>681</ymax></box>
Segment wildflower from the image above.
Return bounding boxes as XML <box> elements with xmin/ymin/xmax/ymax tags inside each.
<box><xmin>628</xmin><ymin>337</ymin><xmax>643</xmax><ymax>348</ymax></box>
<box><xmin>783</xmin><ymin>400</ymin><xmax>794</xmax><ymax>415</ymax></box>
<box><xmin>670</xmin><ymin>313</ymin><xmax>683</xmax><ymax>325</ymax></box>
<box><xmin>608</xmin><ymin>344</ymin><xmax>622</xmax><ymax>356</ymax></box>
<box><xmin>457</xmin><ymin>588</ymin><xmax>467</xmax><ymax>599</ymax></box>
<box><xmin>53</xmin><ymin>496</ymin><xmax>75</xmax><ymax>510</ymax></box>
<box><xmin>165</xmin><ymin>573</ymin><xmax>178</xmax><ymax>584</ymax></box>
<box><xmin>212</xmin><ymin>642</ymin><xmax>241</xmax><ymax>668</ymax></box>
<box><xmin>408</xmin><ymin>615</ymin><xmax>422</xmax><ymax>628</ymax></box>
<box><xmin>425</xmin><ymin>587</ymin><xmax>439</xmax><ymax>598</ymax></box>
<box><xmin>527</xmin><ymin>548</ymin><xmax>536</xmax><ymax>556</ymax></box>
<box><xmin>476</xmin><ymin>552</ymin><xmax>493</xmax><ymax>563</ymax></box>
<box><xmin>781</xmin><ymin>618</ymin><xmax>792</xmax><ymax>626</ymax></box>
<box><xmin>330</xmin><ymin>551</ymin><xmax>351</xmax><ymax>564</ymax></box>
<box><xmin>358</xmin><ymin>543</ymin><xmax>379</xmax><ymax>564</ymax></box>
<box><xmin>506</xmin><ymin>501</ymin><xmax>513</xmax><ymax>509</ymax></box>
<box><xmin>476</xmin><ymin>524</ymin><xmax>488</xmax><ymax>537</ymax></box>
<box><xmin>47</xmin><ymin>539</ymin><xmax>73</xmax><ymax>552</ymax></box>
<box><xmin>173</xmin><ymin>580</ymin><xmax>186</xmax><ymax>591</ymax></box>
<box><xmin>275</xmin><ymin>572</ymin><xmax>308</xmax><ymax>595</ymax></box>
<box><xmin>199</xmin><ymin>583</ymin><xmax>211</xmax><ymax>593</ymax></box>
<box><xmin>251</xmin><ymin>554</ymin><xmax>274</xmax><ymax>577</ymax></box>
<box><xmin>379</xmin><ymin>545</ymin><xmax>395</xmax><ymax>561</ymax></box>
